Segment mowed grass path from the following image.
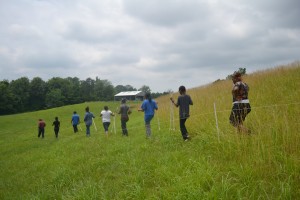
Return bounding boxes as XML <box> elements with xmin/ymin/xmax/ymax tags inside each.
<box><xmin>1</xmin><ymin>63</ymin><xmax>300</xmax><ymax>199</ymax></box>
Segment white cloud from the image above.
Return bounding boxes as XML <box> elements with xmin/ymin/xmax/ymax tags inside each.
<box><xmin>0</xmin><ymin>0</ymin><xmax>299</xmax><ymax>92</ymax></box>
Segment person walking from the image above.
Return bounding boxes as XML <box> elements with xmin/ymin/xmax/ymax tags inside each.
<box><xmin>38</xmin><ymin>119</ymin><xmax>46</xmax><ymax>138</ymax></box>
<box><xmin>84</xmin><ymin>106</ymin><xmax>95</xmax><ymax>137</ymax></box>
<box><xmin>71</xmin><ymin>111</ymin><xmax>80</xmax><ymax>133</ymax></box>
<box><xmin>100</xmin><ymin>106</ymin><xmax>115</xmax><ymax>136</ymax></box>
<box><xmin>170</xmin><ymin>85</ymin><xmax>193</xmax><ymax>141</ymax></box>
<box><xmin>139</xmin><ymin>93</ymin><xmax>158</xmax><ymax>138</ymax></box>
<box><xmin>229</xmin><ymin>71</ymin><xmax>251</xmax><ymax>133</ymax></box>
<box><xmin>118</xmin><ymin>98</ymin><xmax>131</xmax><ymax>136</ymax></box>
<box><xmin>52</xmin><ymin>117</ymin><xmax>60</xmax><ymax>138</ymax></box>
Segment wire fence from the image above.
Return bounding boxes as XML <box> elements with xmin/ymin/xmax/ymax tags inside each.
<box><xmin>1</xmin><ymin>102</ymin><xmax>300</xmax><ymax>139</ymax></box>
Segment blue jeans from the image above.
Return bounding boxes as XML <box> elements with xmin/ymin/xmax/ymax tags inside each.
<box><xmin>86</xmin><ymin>125</ymin><xmax>91</xmax><ymax>136</ymax></box>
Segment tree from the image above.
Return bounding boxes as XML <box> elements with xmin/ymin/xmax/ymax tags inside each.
<box><xmin>9</xmin><ymin>77</ymin><xmax>30</xmax><ymax>112</ymax></box>
<box><xmin>139</xmin><ymin>85</ymin><xmax>151</xmax><ymax>93</ymax></box>
<box><xmin>65</xmin><ymin>77</ymin><xmax>82</xmax><ymax>104</ymax></box>
<box><xmin>29</xmin><ymin>77</ymin><xmax>46</xmax><ymax>111</ymax></box>
<box><xmin>114</xmin><ymin>85</ymin><xmax>136</xmax><ymax>94</ymax></box>
<box><xmin>101</xmin><ymin>80</ymin><xmax>114</xmax><ymax>101</ymax></box>
<box><xmin>0</xmin><ymin>80</ymin><xmax>17</xmax><ymax>115</ymax></box>
<box><xmin>80</xmin><ymin>78</ymin><xmax>95</xmax><ymax>101</ymax></box>
<box><xmin>45</xmin><ymin>89</ymin><xmax>65</xmax><ymax>108</ymax></box>
<box><xmin>226</xmin><ymin>68</ymin><xmax>247</xmax><ymax>80</ymax></box>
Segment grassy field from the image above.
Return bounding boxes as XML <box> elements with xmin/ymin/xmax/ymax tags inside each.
<box><xmin>1</xmin><ymin>63</ymin><xmax>300</xmax><ymax>199</ymax></box>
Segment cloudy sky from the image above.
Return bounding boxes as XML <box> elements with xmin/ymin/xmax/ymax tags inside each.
<box><xmin>0</xmin><ymin>0</ymin><xmax>299</xmax><ymax>92</ymax></box>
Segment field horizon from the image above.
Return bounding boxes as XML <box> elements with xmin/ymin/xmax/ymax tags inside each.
<box><xmin>1</xmin><ymin>62</ymin><xmax>300</xmax><ymax>199</ymax></box>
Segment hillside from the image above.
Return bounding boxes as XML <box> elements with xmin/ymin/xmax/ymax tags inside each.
<box><xmin>0</xmin><ymin>62</ymin><xmax>300</xmax><ymax>199</ymax></box>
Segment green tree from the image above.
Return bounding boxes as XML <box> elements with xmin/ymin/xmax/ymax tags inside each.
<box><xmin>45</xmin><ymin>89</ymin><xmax>65</xmax><ymax>108</ymax></box>
<box><xmin>66</xmin><ymin>77</ymin><xmax>82</xmax><ymax>104</ymax></box>
<box><xmin>80</xmin><ymin>78</ymin><xmax>95</xmax><ymax>101</ymax></box>
<box><xmin>139</xmin><ymin>85</ymin><xmax>151</xmax><ymax>94</ymax></box>
<box><xmin>102</xmin><ymin>80</ymin><xmax>114</xmax><ymax>101</ymax></box>
<box><xmin>0</xmin><ymin>80</ymin><xmax>17</xmax><ymax>115</ymax></box>
<box><xmin>29</xmin><ymin>77</ymin><xmax>46</xmax><ymax>111</ymax></box>
<box><xmin>226</xmin><ymin>68</ymin><xmax>247</xmax><ymax>80</ymax></box>
<box><xmin>9</xmin><ymin>77</ymin><xmax>30</xmax><ymax>112</ymax></box>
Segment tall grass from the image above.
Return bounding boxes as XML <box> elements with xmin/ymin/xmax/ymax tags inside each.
<box><xmin>1</xmin><ymin>63</ymin><xmax>299</xmax><ymax>199</ymax></box>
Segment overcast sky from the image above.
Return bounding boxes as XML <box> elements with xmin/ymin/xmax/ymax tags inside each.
<box><xmin>0</xmin><ymin>0</ymin><xmax>299</xmax><ymax>92</ymax></box>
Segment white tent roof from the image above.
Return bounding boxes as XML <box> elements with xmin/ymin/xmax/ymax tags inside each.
<box><xmin>114</xmin><ymin>91</ymin><xmax>143</xmax><ymax>97</ymax></box>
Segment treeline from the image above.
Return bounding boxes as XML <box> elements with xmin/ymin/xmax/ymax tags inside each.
<box><xmin>0</xmin><ymin>76</ymin><xmax>167</xmax><ymax>115</ymax></box>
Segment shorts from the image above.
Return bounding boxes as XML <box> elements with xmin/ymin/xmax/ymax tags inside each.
<box><xmin>229</xmin><ymin>103</ymin><xmax>251</xmax><ymax>126</ymax></box>
<box><xmin>144</xmin><ymin>115</ymin><xmax>154</xmax><ymax>124</ymax></box>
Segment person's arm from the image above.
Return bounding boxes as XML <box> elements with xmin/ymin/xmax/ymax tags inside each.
<box><xmin>170</xmin><ymin>97</ymin><xmax>179</xmax><ymax>107</ymax></box>
<box><xmin>138</xmin><ymin>102</ymin><xmax>145</xmax><ymax>112</ymax></box>
<box><xmin>110</xmin><ymin>111</ymin><xmax>115</xmax><ymax>116</ymax></box>
<box><xmin>189</xmin><ymin>96</ymin><xmax>193</xmax><ymax>105</ymax></box>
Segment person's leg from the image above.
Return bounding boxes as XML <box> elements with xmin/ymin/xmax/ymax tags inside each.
<box><xmin>41</xmin><ymin>128</ymin><xmax>45</xmax><ymax>138</ymax></box>
<box><xmin>230</xmin><ymin>104</ymin><xmax>240</xmax><ymax>127</ymax></box>
<box><xmin>104</xmin><ymin>122</ymin><xmax>110</xmax><ymax>135</ymax></box>
<box><xmin>74</xmin><ymin>125</ymin><xmax>78</xmax><ymax>133</ymax></box>
<box><xmin>86</xmin><ymin>125</ymin><xmax>90</xmax><ymax>136</ymax></box>
<box><xmin>180</xmin><ymin>118</ymin><xmax>188</xmax><ymax>140</ymax></box>
<box><xmin>55</xmin><ymin>129</ymin><xmax>59</xmax><ymax>138</ymax></box>
<box><xmin>145</xmin><ymin>121</ymin><xmax>151</xmax><ymax>138</ymax></box>
<box><xmin>121</xmin><ymin>120</ymin><xmax>128</xmax><ymax>136</ymax></box>
<box><xmin>38</xmin><ymin>128</ymin><xmax>41</xmax><ymax>138</ymax></box>
<box><xmin>144</xmin><ymin>115</ymin><xmax>154</xmax><ymax>138</ymax></box>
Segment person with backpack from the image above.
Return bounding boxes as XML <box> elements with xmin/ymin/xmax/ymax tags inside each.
<box><xmin>38</xmin><ymin>119</ymin><xmax>46</xmax><ymax>139</ymax></box>
<box><xmin>170</xmin><ymin>85</ymin><xmax>193</xmax><ymax>141</ymax></box>
<box><xmin>229</xmin><ymin>71</ymin><xmax>251</xmax><ymax>133</ymax></box>
<box><xmin>118</xmin><ymin>98</ymin><xmax>131</xmax><ymax>136</ymax></box>
<box><xmin>138</xmin><ymin>93</ymin><xmax>158</xmax><ymax>138</ymax></box>
<box><xmin>100</xmin><ymin>106</ymin><xmax>115</xmax><ymax>136</ymax></box>
<box><xmin>84</xmin><ymin>106</ymin><xmax>95</xmax><ymax>137</ymax></box>
<box><xmin>52</xmin><ymin>117</ymin><xmax>60</xmax><ymax>138</ymax></box>
<box><xmin>71</xmin><ymin>111</ymin><xmax>80</xmax><ymax>133</ymax></box>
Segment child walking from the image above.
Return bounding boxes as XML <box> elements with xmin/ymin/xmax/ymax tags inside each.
<box><xmin>118</xmin><ymin>98</ymin><xmax>131</xmax><ymax>136</ymax></box>
<box><xmin>100</xmin><ymin>106</ymin><xmax>115</xmax><ymax>136</ymax></box>
<box><xmin>84</xmin><ymin>106</ymin><xmax>95</xmax><ymax>137</ymax></box>
<box><xmin>38</xmin><ymin>119</ymin><xmax>46</xmax><ymax>138</ymax></box>
<box><xmin>71</xmin><ymin>111</ymin><xmax>80</xmax><ymax>133</ymax></box>
<box><xmin>139</xmin><ymin>93</ymin><xmax>158</xmax><ymax>138</ymax></box>
<box><xmin>170</xmin><ymin>85</ymin><xmax>193</xmax><ymax>141</ymax></box>
<box><xmin>52</xmin><ymin>117</ymin><xmax>60</xmax><ymax>138</ymax></box>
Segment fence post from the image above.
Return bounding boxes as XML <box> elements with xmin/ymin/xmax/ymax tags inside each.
<box><xmin>214</xmin><ymin>102</ymin><xmax>220</xmax><ymax>142</ymax></box>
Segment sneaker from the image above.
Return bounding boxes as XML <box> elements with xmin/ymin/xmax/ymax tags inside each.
<box><xmin>184</xmin><ymin>139</ymin><xmax>188</xmax><ymax>141</ymax></box>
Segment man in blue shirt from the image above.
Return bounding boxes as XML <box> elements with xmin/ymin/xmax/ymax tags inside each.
<box><xmin>71</xmin><ymin>111</ymin><xmax>80</xmax><ymax>133</ymax></box>
<box><xmin>84</xmin><ymin>106</ymin><xmax>95</xmax><ymax>137</ymax></box>
<box><xmin>139</xmin><ymin>93</ymin><xmax>158</xmax><ymax>138</ymax></box>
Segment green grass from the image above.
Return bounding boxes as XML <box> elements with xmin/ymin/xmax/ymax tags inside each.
<box><xmin>1</xmin><ymin>63</ymin><xmax>300</xmax><ymax>199</ymax></box>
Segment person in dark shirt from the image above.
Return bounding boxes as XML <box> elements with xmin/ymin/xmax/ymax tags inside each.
<box><xmin>38</xmin><ymin>119</ymin><xmax>46</xmax><ymax>138</ymax></box>
<box><xmin>229</xmin><ymin>71</ymin><xmax>251</xmax><ymax>133</ymax></box>
<box><xmin>170</xmin><ymin>86</ymin><xmax>193</xmax><ymax>141</ymax></box>
<box><xmin>52</xmin><ymin>117</ymin><xmax>60</xmax><ymax>138</ymax></box>
<box><xmin>118</xmin><ymin>98</ymin><xmax>131</xmax><ymax>136</ymax></box>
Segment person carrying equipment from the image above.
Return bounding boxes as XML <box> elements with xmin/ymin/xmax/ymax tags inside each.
<box><xmin>229</xmin><ymin>71</ymin><xmax>251</xmax><ymax>133</ymax></box>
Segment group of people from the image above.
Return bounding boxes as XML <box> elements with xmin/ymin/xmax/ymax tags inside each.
<box><xmin>38</xmin><ymin>72</ymin><xmax>251</xmax><ymax>140</ymax></box>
